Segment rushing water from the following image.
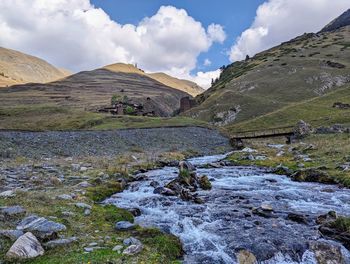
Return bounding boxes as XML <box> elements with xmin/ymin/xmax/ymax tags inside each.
<box><xmin>106</xmin><ymin>154</ymin><xmax>350</xmax><ymax>263</ymax></box>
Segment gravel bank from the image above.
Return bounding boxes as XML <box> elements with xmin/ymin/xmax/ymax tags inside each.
<box><xmin>0</xmin><ymin>127</ymin><xmax>231</xmax><ymax>158</ymax></box>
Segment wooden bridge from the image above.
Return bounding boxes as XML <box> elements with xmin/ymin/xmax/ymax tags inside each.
<box><xmin>230</xmin><ymin>126</ymin><xmax>295</xmax><ymax>146</ymax></box>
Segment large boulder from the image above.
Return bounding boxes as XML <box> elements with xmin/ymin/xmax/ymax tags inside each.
<box><xmin>291</xmin><ymin>169</ymin><xmax>336</xmax><ymax>184</ymax></box>
<box><xmin>309</xmin><ymin>240</ymin><xmax>349</xmax><ymax>264</ymax></box>
<box><xmin>16</xmin><ymin>215</ymin><xmax>66</xmax><ymax>240</ymax></box>
<box><xmin>5</xmin><ymin>232</ymin><xmax>44</xmax><ymax>260</ymax></box>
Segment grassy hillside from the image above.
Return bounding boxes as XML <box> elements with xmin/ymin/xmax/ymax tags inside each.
<box><xmin>186</xmin><ymin>26</ymin><xmax>350</xmax><ymax>126</ymax></box>
<box><xmin>0</xmin><ymin>68</ymin><xmax>190</xmax><ymax>117</ymax></box>
<box><xmin>0</xmin><ymin>47</ymin><xmax>70</xmax><ymax>87</ymax></box>
<box><xmin>148</xmin><ymin>72</ymin><xmax>204</xmax><ymax>96</ymax></box>
<box><xmin>105</xmin><ymin>63</ymin><xmax>204</xmax><ymax>96</ymax></box>
<box><xmin>0</xmin><ymin>104</ymin><xmax>207</xmax><ymax>131</ymax></box>
<box><xmin>227</xmin><ymin>85</ymin><xmax>350</xmax><ymax>132</ymax></box>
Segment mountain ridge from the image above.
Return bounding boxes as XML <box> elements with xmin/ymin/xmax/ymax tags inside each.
<box><xmin>0</xmin><ymin>47</ymin><xmax>70</xmax><ymax>87</ymax></box>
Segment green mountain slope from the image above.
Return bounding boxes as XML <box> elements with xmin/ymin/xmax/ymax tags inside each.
<box><xmin>227</xmin><ymin>84</ymin><xmax>350</xmax><ymax>132</ymax></box>
<box><xmin>185</xmin><ymin>25</ymin><xmax>350</xmax><ymax>126</ymax></box>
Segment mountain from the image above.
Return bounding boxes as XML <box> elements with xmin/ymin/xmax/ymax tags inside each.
<box><xmin>0</xmin><ymin>66</ymin><xmax>190</xmax><ymax>117</ymax></box>
<box><xmin>0</xmin><ymin>47</ymin><xmax>70</xmax><ymax>87</ymax></box>
<box><xmin>148</xmin><ymin>72</ymin><xmax>204</xmax><ymax>96</ymax></box>
<box><xmin>185</xmin><ymin>18</ymin><xmax>350</xmax><ymax>128</ymax></box>
<box><xmin>320</xmin><ymin>9</ymin><xmax>350</xmax><ymax>33</ymax></box>
<box><xmin>104</xmin><ymin>63</ymin><xmax>204</xmax><ymax>96</ymax></box>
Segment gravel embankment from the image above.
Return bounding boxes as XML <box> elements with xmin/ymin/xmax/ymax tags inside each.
<box><xmin>0</xmin><ymin>127</ymin><xmax>231</xmax><ymax>158</ymax></box>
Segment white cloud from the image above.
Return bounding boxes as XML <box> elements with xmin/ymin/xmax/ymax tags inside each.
<box><xmin>0</xmin><ymin>0</ymin><xmax>225</xmax><ymax>88</ymax></box>
<box><xmin>229</xmin><ymin>0</ymin><xmax>350</xmax><ymax>61</ymax></box>
<box><xmin>190</xmin><ymin>69</ymin><xmax>221</xmax><ymax>89</ymax></box>
<box><xmin>207</xmin><ymin>23</ymin><xmax>226</xmax><ymax>43</ymax></box>
<box><xmin>204</xmin><ymin>59</ymin><xmax>212</xmax><ymax>66</ymax></box>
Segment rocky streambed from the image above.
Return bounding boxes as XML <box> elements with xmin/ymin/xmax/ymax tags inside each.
<box><xmin>106</xmin><ymin>154</ymin><xmax>350</xmax><ymax>263</ymax></box>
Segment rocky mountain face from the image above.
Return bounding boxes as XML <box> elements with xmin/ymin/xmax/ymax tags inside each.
<box><xmin>320</xmin><ymin>9</ymin><xmax>350</xmax><ymax>33</ymax></box>
<box><xmin>0</xmin><ymin>47</ymin><xmax>70</xmax><ymax>87</ymax></box>
<box><xmin>185</xmin><ymin>14</ymin><xmax>350</xmax><ymax>127</ymax></box>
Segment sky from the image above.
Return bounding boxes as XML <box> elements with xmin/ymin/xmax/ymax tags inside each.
<box><xmin>0</xmin><ymin>0</ymin><xmax>349</xmax><ymax>88</ymax></box>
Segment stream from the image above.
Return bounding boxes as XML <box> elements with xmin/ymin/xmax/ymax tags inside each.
<box><xmin>105</xmin><ymin>154</ymin><xmax>350</xmax><ymax>263</ymax></box>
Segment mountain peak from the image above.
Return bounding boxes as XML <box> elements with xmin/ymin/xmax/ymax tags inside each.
<box><xmin>103</xmin><ymin>63</ymin><xmax>145</xmax><ymax>75</ymax></box>
<box><xmin>320</xmin><ymin>8</ymin><xmax>350</xmax><ymax>33</ymax></box>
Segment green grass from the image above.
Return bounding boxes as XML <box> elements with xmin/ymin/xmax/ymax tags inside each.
<box><xmin>186</xmin><ymin>27</ymin><xmax>350</xmax><ymax>126</ymax></box>
<box><xmin>0</xmin><ymin>104</ymin><xmax>208</xmax><ymax>131</ymax></box>
<box><xmin>227</xmin><ymin>85</ymin><xmax>350</xmax><ymax>132</ymax></box>
<box><xmin>227</xmin><ymin>133</ymin><xmax>350</xmax><ymax>187</ymax></box>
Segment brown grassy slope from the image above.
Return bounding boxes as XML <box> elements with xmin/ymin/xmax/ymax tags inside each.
<box><xmin>185</xmin><ymin>26</ymin><xmax>350</xmax><ymax>125</ymax></box>
<box><xmin>0</xmin><ymin>47</ymin><xmax>70</xmax><ymax>87</ymax></box>
<box><xmin>0</xmin><ymin>68</ymin><xmax>190</xmax><ymax>117</ymax></box>
<box><xmin>148</xmin><ymin>72</ymin><xmax>204</xmax><ymax>96</ymax></box>
<box><xmin>105</xmin><ymin>63</ymin><xmax>204</xmax><ymax>96</ymax></box>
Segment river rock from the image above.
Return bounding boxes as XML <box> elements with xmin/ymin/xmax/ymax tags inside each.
<box><xmin>115</xmin><ymin>221</ymin><xmax>135</xmax><ymax>231</ymax></box>
<box><xmin>5</xmin><ymin>232</ymin><xmax>44</xmax><ymax>260</ymax></box>
<box><xmin>17</xmin><ymin>215</ymin><xmax>66</xmax><ymax>240</ymax></box>
<box><xmin>153</xmin><ymin>187</ymin><xmax>176</xmax><ymax>196</ymax></box>
<box><xmin>123</xmin><ymin>244</ymin><xmax>143</xmax><ymax>255</ymax></box>
<box><xmin>291</xmin><ymin>169</ymin><xmax>336</xmax><ymax>184</ymax></box>
<box><xmin>237</xmin><ymin>250</ymin><xmax>257</xmax><ymax>264</ymax></box>
<box><xmin>43</xmin><ymin>237</ymin><xmax>77</xmax><ymax>249</ymax></box>
<box><xmin>199</xmin><ymin>175</ymin><xmax>212</xmax><ymax>190</ymax></box>
<box><xmin>273</xmin><ymin>165</ymin><xmax>293</xmax><ymax>176</ymax></box>
<box><xmin>287</xmin><ymin>213</ymin><xmax>308</xmax><ymax>224</ymax></box>
<box><xmin>316</xmin><ymin>211</ymin><xmax>337</xmax><ymax>225</ymax></box>
<box><xmin>179</xmin><ymin>161</ymin><xmax>195</xmax><ymax>173</ymax></box>
<box><xmin>309</xmin><ymin>240</ymin><xmax>349</xmax><ymax>264</ymax></box>
<box><xmin>127</xmin><ymin>208</ymin><xmax>141</xmax><ymax>217</ymax></box>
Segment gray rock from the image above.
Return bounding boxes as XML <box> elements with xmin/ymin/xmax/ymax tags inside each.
<box><xmin>43</xmin><ymin>237</ymin><xmax>77</xmax><ymax>249</ymax></box>
<box><xmin>0</xmin><ymin>190</ymin><xmax>15</xmax><ymax>198</ymax></box>
<box><xmin>75</xmin><ymin>203</ymin><xmax>92</xmax><ymax>210</ymax></box>
<box><xmin>84</xmin><ymin>247</ymin><xmax>94</xmax><ymax>252</ymax></box>
<box><xmin>115</xmin><ymin>221</ymin><xmax>135</xmax><ymax>231</ymax></box>
<box><xmin>17</xmin><ymin>215</ymin><xmax>66</xmax><ymax>240</ymax></box>
<box><xmin>123</xmin><ymin>237</ymin><xmax>142</xmax><ymax>246</ymax></box>
<box><xmin>123</xmin><ymin>244</ymin><xmax>143</xmax><ymax>255</ymax></box>
<box><xmin>56</xmin><ymin>194</ymin><xmax>73</xmax><ymax>200</ymax></box>
<box><xmin>153</xmin><ymin>187</ymin><xmax>176</xmax><ymax>196</ymax></box>
<box><xmin>76</xmin><ymin>181</ymin><xmax>92</xmax><ymax>188</ymax></box>
<box><xmin>0</xmin><ymin>206</ymin><xmax>26</xmax><ymax>218</ymax></box>
<box><xmin>89</xmin><ymin>242</ymin><xmax>98</xmax><ymax>247</ymax></box>
<box><xmin>84</xmin><ymin>209</ymin><xmax>91</xmax><ymax>216</ymax></box>
<box><xmin>5</xmin><ymin>232</ymin><xmax>44</xmax><ymax>259</ymax></box>
<box><xmin>112</xmin><ymin>245</ymin><xmax>123</xmax><ymax>253</ymax></box>
<box><xmin>0</xmin><ymin>230</ymin><xmax>24</xmax><ymax>241</ymax></box>
<box><xmin>179</xmin><ymin>161</ymin><xmax>195</xmax><ymax>172</ymax></box>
